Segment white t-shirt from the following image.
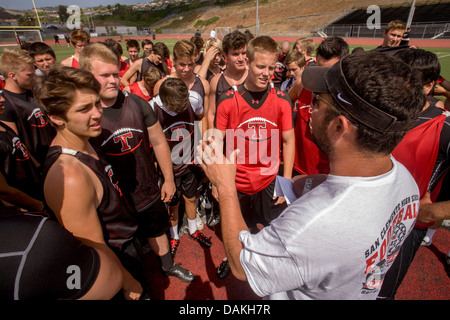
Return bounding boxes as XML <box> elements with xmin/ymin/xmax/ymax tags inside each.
<box><xmin>239</xmin><ymin>157</ymin><xmax>419</xmax><ymax>300</ymax></box>
<box><xmin>210</xmin><ymin>30</ymin><xmax>216</xmax><ymax>38</ymax></box>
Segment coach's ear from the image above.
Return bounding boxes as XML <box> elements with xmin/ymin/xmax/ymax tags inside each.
<box><xmin>329</xmin><ymin>114</ymin><xmax>352</xmax><ymax>142</ymax></box>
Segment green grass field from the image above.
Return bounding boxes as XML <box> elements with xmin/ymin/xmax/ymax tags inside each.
<box><xmin>1</xmin><ymin>38</ymin><xmax>449</xmax><ymax>81</ymax></box>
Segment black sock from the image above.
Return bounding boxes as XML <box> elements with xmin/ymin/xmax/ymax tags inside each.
<box><xmin>160</xmin><ymin>251</ymin><xmax>174</xmax><ymax>271</ymax></box>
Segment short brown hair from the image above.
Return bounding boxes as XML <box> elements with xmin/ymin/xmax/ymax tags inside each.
<box><xmin>190</xmin><ymin>36</ymin><xmax>204</xmax><ymax>52</ymax></box>
<box><xmin>173</xmin><ymin>40</ymin><xmax>197</xmax><ymax>62</ymax></box>
<box><xmin>0</xmin><ymin>49</ymin><xmax>34</xmax><ymax>78</ymax></box>
<box><xmin>32</xmin><ymin>66</ymin><xmax>100</xmax><ymax>123</ymax></box>
<box><xmin>126</xmin><ymin>39</ymin><xmax>139</xmax><ymax>50</ymax></box>
<box><xmin>70</xmin><ymin>29</ymin><xmax>90</xmax><ymax>45</ymax></box>
<box><xmin>284</xmin><ymin>50</ymin><xmax>306</xmax><ymax>68</ymax></box>
<box><xmin>246</xmin><ymin>36</ymin><xmax>278</xmax><ymax>63</ymax></box>
<box><xmin>79</xmin><ymin>43</ymin><xmax>118</xmax><ymax>72</ymax></box>
<box><xmin>143</xmin><ymin>66</ymin><xmax>162</xmax><ymax>86</ymax></box>
<box><xmin>294</xmin><ymin>37</ymin><xmax>315</xmax><ymax>56</ymax></box>
<box><xmin>385</xmin><ymin>20</ymin><xmax>406</xmax><ymax>33</ymax></box>
<box><xmin>222</xmin><ymin>30</ymin><xmax>247</xmax><ymax>54</ymax></box>
<box><xmin>159</xmin><ymin>78</ymin><xmax>189</xmax><ymax>114</ymax></box>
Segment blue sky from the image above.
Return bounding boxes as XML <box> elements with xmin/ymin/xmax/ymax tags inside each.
<box><xmin>2</xmin><ymin>0</ymin><xmax>149</xmax><ymax>10</ymax></box>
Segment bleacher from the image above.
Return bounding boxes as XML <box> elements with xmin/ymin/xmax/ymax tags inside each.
<box><xmin>321</xmin><ymin>3</ymin><xmax>450</xmax><ymax>39</ymax></box>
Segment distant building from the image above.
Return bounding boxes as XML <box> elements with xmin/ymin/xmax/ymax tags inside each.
<box><xmin>95</xmin><ymin>25</ymin><xmax>138</xmax><ymax>36</ymax></box>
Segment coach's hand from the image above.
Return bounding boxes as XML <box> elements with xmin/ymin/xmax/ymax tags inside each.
<box><xmin>196</xmin><ymin>138</ymin><xmax>239</xmax><ymax>194</ymax></box>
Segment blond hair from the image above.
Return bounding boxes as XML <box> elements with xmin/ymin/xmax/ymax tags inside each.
<box><xmin>0</xmin><ymin>49</ymin><xmax>34</xmax><ymax>78</ymax></box>
<box><xmin>78</xmin><ymin>43</ymin><xmax>118</xmax><ymax>72</ymax></box>
<box><xmin>205</xmin><ymin>37</ymin><xmax>223</xmax><ymax>53</ymax></box>
<box><xmin>246</xmin><ymin>36</ymin><xmax>278</xmax><ymax>63</ymax></box>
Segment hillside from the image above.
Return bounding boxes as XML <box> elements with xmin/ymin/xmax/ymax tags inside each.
<box><xmin>152</xmin><ymin>0</ymin><xmax>449</xmax><ymax>36</ymax></box>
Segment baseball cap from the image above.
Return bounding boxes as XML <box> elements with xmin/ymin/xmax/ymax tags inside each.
<box><xmin>302</xmin><ymin>57</ymin><xmax>416</xmax><ymax>133</ymax></box>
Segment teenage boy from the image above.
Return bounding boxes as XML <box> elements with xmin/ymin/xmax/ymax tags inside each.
<box><xmin>151</xmin><ymin>78</ymin><xmax>211</xmax><ymax>257</ymax></box>
<box><xmin>124</xmin><ymin>39</ymin><xmax>141</xmax><ymax>68</ymax></box>
<box><xmin>214</xmin><ymin>36</ymin><xmax>295</xmax><ymax>278</ymax></box>
<box><xmin>80</xmin><ymin>43</ymin><xmax>194</xmax><ymax>283</ymax></box>
<box><xmin>123</xmin><ymin>66</ymin><xmax>162</xmax><ymax>101</ymax></box>
<box><xmin>121</xmin><ymin>44</ymin><xmax>166</xmax><ymax>87</ymax></box>
<box><xmin>0</xmin><ymin>50</ymin><xmax>55</xmax><ymax>165</ymax></box>
<box><xmin>0</xmin><ymin>90</ymin><xmax>43</xmax><ymax>211</ymax></box>
<box><xmin>28</xmin><ymin>42</ymin><xmax>57</xmax><ymax>75</ymax></box>
<box><xmin>207</xmin><ymin>30</ymin><xmax>248</xmax><ymax>131</ymax></box>
<box><xmin>293</xmin><ymin>37</ymin><xmax>317</xmax><ymax>66</ymax></box>
<box><xmin>33</xmin><ymin>66</ymin><xmax>142</xmax><ymax>299</ymax></box>
<box><xmin>153</xmin><ymin>40</ymin><xmax>210</xmax><ymax>136</ymax></box>
<box><xmin>60</xmin><ymin>29</ymin><xmax>90</xmax><ymax>68</ymax></box>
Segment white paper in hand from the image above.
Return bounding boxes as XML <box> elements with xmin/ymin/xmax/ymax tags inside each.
<box><xmin>273</xmin><ymin>175</ymin><xmax>297</xmax><ymax>206</ymax></box>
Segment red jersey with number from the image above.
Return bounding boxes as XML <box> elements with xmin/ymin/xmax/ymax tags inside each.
<box><xmin>293</xmin><ymin>88</ymin><xmax>330</xmax><ymax>175</ymax></box>
<box><xmin>216</xmin><ymin>83</ymin><xmax>292</xmax><ymax>194</ymax></box>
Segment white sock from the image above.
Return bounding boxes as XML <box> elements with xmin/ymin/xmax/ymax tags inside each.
<box><xmin>188</xmin><ymin>218</ymin><xmax>197</xmax><ymax>235</ymax></box>
<box><xmin>170</xmin><ymin>225</ymin><xmax>179</xmax><ymax>240</ymax></box>
<box><xmin>426</xmin><ymin>228</ymin><xmax>437</xmax><ymax>241</ymax></box>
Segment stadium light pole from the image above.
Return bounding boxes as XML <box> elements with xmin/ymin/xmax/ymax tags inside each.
<box><xmin>255</xmin><ymin>0</ymin><xmax>259</xmax><ymax>36</ymax></box>
<box><xmin>406</xmin><ymin>0</ymin><xmax>416</xmax><ymax>28</ymax></box>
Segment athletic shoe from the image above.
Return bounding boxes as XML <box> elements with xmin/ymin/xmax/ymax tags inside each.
<box><xmin>421</xmin><ymin>236</ymin><xmax>432</xmax><ymax>246</ymax></box>
<box><xmin>163</xmin><ymin>263</ymin><xmax>195</xmax><ymax>283</ymax></box>
<box><xmin>169</xmin><ymin>238</ymin><xmax>180</xmax><ymax>257</ymax></box>
<box><xmin>217</xmin><ymin>257</ymin><xmax>230</xmax><ymax>279</ymax></box>
<box><xmin>189</xmin><ymin>230</ymin><xmax>212</xmax><ymax>248</ymax></box>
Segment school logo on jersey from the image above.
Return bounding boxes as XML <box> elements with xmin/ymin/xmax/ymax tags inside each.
<box><xmin>12</xmin><ymin>137</ymin><xmax>30</xmax><ymax>161</ymax></box>
<box><xmin>163</xmin><ymin>121</ymin><xmax>194</xmax><ymax>141</ymax></box>
<box><xmin>274</xmin><ymin>62</ymin><xmax>285</xmax><ymax>73</ymax></box>
<box><xmin>105</xmin><ymin>164</ymin><xmax>122</xmax><ymax>196</ymax></box>
<box><xmin>236</xmin><ymin>117</ymin><xmax>278</xmax><ymax>142</ymax></box>
<box><xmin>28</xmin><ymin>108</ymin><xmax>49</xmax><ymax>127</ymax></box>
<box><xmin>101</xmin><ymin>127</ymin><xmax>144</xmax><ymax>156</ymax></box>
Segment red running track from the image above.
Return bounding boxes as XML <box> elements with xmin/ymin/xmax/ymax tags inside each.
<box><xmin>1</xmin><ymin>35</ymin><xmax>450</xmax><ymax>48</ymax></box>
<box><xmin>142</xmin><ymin>221</ymin><xmax>449</xmax><ymax>300</ymax></box>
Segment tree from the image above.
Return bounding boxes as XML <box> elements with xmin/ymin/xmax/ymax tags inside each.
<box><xmin>58</xmin><ymin>5</ymin><xmax>70</xmax><ymax>23</ymax></box>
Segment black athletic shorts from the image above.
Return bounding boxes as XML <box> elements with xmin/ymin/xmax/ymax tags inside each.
<box><xmin>134</xmin><ymin>197</ymin><xmax>171</xmax><ymax>238</ymax></box>
<box><xmin>170</xmin><ymin>165</ymin><xmax>205</xmax><ymax>206</ymax></box>
<box><xmin>237</xmin><ymin>178</ymin><xmax>287</xmax><ymax>227</ymax></box>
<box><xmin>0</xmin><ymin>209</ymin><xmax>100</xmax><ymax>300</ymax></box>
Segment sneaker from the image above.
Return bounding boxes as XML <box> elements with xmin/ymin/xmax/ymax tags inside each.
<box><xmin>421</xmin><ymin>236</ymin><xmax>432</xmax><ymax>246</ymax></box>
<box><xmin>189</xmin><ymin>230</ymin><xmax>212</xmax><ymax>248</ymax></box>
<box><xmin>163</xmin><ymin>263</ymin><xmax>195</xmax><ymax>283</ymax></box>
<box><xmin>217</xmin><ymin>257</ymin><xmax>230</xmax><ymax>279</ymax></box>
<box><xmin>169</xmin><ymin>238</ymin><xmax>180</xmax><ymax>257</ymax></box>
